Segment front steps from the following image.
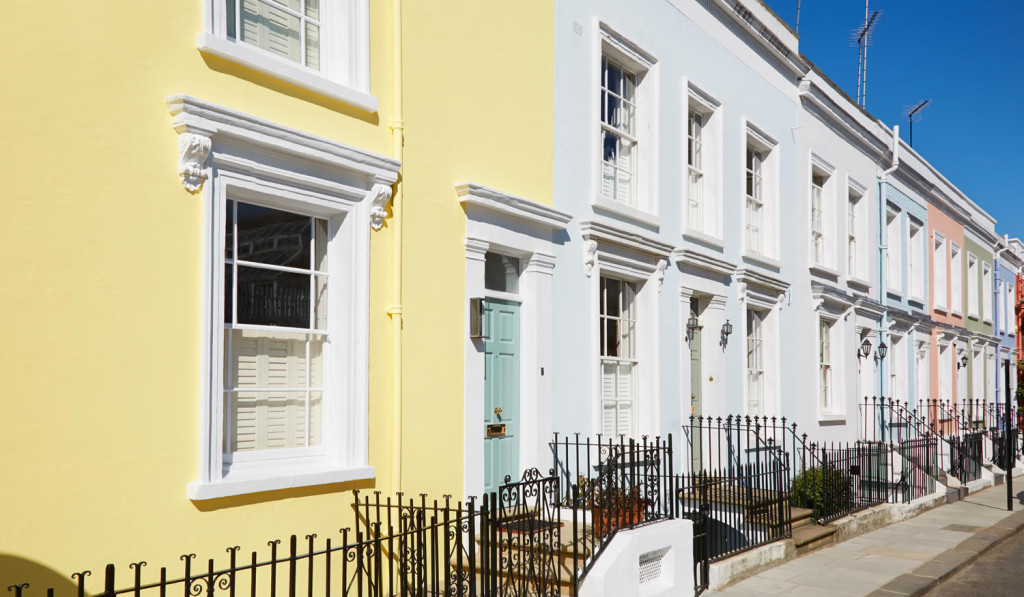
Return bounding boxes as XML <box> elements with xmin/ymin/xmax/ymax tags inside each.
<box><xmin>789</xmin><ymin>506</ymin><xmax>838</xmax><ymax>555</ymax></box>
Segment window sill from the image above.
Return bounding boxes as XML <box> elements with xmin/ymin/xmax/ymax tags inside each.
<box><xmin>818</xmin><ymin>414</ymin><xmax>846</xmax><ymax>424</ymax></box>
<box><xmin>197</xmin><ymin>33</ymin><xmax>378</xmax><ymax>113</ymax></box>
<box><xmin>934</xmin><ymin>306</ymin><xmax>948</xmax><ymax>315</ymax></box>
<box><xmin>847</xmin><ymin>276</ymin><xmax>871</xmax><ymax>292</ymax></box>
<box><xmin>593</xmin><ymin>197</ymin><xmax>660</xmax><ymax>228</ymax></box>
<box><xmin>886</xmin><ymin>290</ymin><xmax>903</xmax><ymax>301</ymax></box>
<box><xmin>188</xmin><ymin>465</ymin><xmax>375</xmax><ymax>501</ymax></box>
<box><xmin>682</xmin><ymin>228</ymin><xmax>725</xmax><ymax>250</ymax></box>
<box><xmin>809</xmin><ymin>263</ymin><xmax>840</xmax><ymax>279</ymax></box>
<box><xmin>967</xmin><ymin>313</ymin><xmax>980</xmax><ymax>322</ymax></box>
<box><xmin>742</xmin><ymin>252</ymin><xmax>781</xmax><ymax>270</ymax></box>
<box><xmin>909</xmin><ymin>295</ymin><xmax>926</xmax><ymax>306</ymax></box>
<box><xmin>984</xmin><ymin>318</ymin><xmax>993</xmax><ymax>325</ymax></box>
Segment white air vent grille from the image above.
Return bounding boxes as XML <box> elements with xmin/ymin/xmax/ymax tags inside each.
<box><xmin>638</xmin><ymin>547</ymin><xmax>670</xmax><ymax>584</ymax></box>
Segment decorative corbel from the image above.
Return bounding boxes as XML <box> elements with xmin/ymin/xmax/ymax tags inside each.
<box><xmin>368</xmin><ymin>183</ymin><xmax>394</xmax><ymax>230</ymax></box>
<box><xmin>177</xmin><ymin>133</ymin><xmax>212</xmax><ymax>192</ymax></box>
<box><xmin>737</xmin><ymin>282</ymin><xmax>747</xmax><ymax>304</ymax></box>
<box><xmin>654</xmin><ymin>259</ymin><xmax>668</xmax><ymax>292</ymax></box>
<box><xmin>583</xmin><ymin>240</ymin><xmax>598</xmax><ymax>277</ymax></box>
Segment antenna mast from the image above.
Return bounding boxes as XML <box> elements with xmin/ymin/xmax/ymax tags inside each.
<box><xmin>904</xmin><ymin>100</ymin><xmax>932</xmax><ymax>147</ymax></box>
<box><xmin>852</xmin><ymin>3</ymin><xmax>882</xmax><ymax>107</ymax></box>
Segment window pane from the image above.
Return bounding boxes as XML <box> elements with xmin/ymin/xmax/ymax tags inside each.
<box><xmin>225</xmin><ymin>264</ymin><xmax>234</xmax><ymax>324</ymax></box>
<box><xmin>226</xmin><ymin>200</ymin><xmax>236</xmax><ymax>259</ymax></box>
<box><xmin>236</xmin><ymin>266</ymin><xmax>310</xmax><ymax>328</ymax></box>
<box><xmin>241</xmin><ymin>0</ymin><xmax>302</xmax><ymax>64</ymax></box>
<box><xmin>227</xmin><ymin>390</ymin><xmax>317</xmax><ymax>452</ymax></box>
<box><xmin>305</xmin><ymin>22</ymin><xmax>320</xmax><ymax>70</ymax></box>
<box><xmin>314</xmin><ymin>274</ymin><xmax>327</xmax><ymax>329</ymax></box>
<box><xmin>235</xmin><ymin>202</ymin><xmax>311</xmax><ymax>269</ymax></box>
<box><xmin>304</xmin><ymin>0</ymin><xmax>319</xmax><ymax>19</ymax></box>
<box><xmin>314</xmin><ymin>218</ymin><xmax>328</xmax><ymax>272</ymax></box>
<box><xmin>484</xmin><ymin>252</ymin><xmax>520</xmax><ymax>293</ymax></box>
<box><xmin>227</xmin><ymin>329</ymin><xmax>311</xmax><ymax>389</ymax></box>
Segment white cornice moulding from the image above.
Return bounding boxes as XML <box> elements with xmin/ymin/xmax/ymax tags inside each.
<box><xmin>456</xmin><ymin>182</ymin><xmax>572</xmax><ymax>231</ymax></box>
<box><xmin>735</xmin><ymin>266</ymin><xmax>789</xmax><ymax>295</ymax></box>
<box><xmin>196</xmin><ymin>33</ymin><xmax>378</xmax><ymax>113</ymax></box>
<box><xmin>580</xmin><ymin>220</ymin><xmax>674</xmax><ymax>260</ymax></box>
<box><xmin>167</xmin><ymin>95</ymin><xmax>400</xmax><ymax>191</ymax></box>
<box><xmin>673</xmin><ymin>247</ymin><xmax>737</xmax><ymax>278</ymax></box>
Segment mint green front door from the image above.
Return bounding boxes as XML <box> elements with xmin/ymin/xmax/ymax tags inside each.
<box><xmin>484</xmin><ymin>298</ymin><xmax>520</xmax><ymax>494</ymax></box>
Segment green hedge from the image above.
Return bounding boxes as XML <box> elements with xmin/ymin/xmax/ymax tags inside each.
<box><xmin>790</xmin><ymin>465</ymin><xmax>853</xmax><ymax>520</ymax></box>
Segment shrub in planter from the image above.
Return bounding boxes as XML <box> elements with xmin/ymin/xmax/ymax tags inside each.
<box><xmin>592</xmin><ymin>486</ymin><xmax>646</xmax><ymax>538</ymax></box>
<box><xmin>790</xmin><ymin>465</ymin><xmax>852</xmax><ymax>520</ymax></box>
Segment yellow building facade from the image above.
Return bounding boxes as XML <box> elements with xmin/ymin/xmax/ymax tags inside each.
<box><xmin>0</xmin><ymin>0</ymin><xmax>554</xmax><ymax>590</ymax></box>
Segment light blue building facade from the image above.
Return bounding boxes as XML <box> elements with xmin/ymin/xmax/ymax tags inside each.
<box><xmin>550</xmin><ymin>0</ymin><xmax>804</xmax><ymax>446</ymax></box>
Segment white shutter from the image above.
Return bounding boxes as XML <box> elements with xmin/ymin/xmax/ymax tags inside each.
<box><xmin>616</xmin><ymin>140</ymin><xmax>633</xmax><ymax>204</ymax></box>
<box><xmin>227</xmin><ymin>330</ymin><xmax>320</xmax><ymax>452</ymax></box>
<box><xmin>601</xmin><ymin>361</ymin><xmax>635</xmax><ymax>437</ymax></box>
<box><xmin>601</xmin><ymin>362</ymin><xmax>617</xmax><ymax>436</ymax></box>
<box><xmin>241</xmin><ymin>0</ymin><xmax>302</xmax><ymax>64</ymax></box>
<box><xmin>617</xmin><ymin>362</ymin><xmax>634</xmax><ymax>436</ymax></box>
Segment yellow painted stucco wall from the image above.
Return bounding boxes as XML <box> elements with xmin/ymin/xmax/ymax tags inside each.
<box><xmin>396</xmin><ymin>1</ymin><xmax>554</xmax><ymax>496</ymax></box>
<box><xmin>0</xmin><ymin>0</ymin><xmax>398</xmax><ymax>590</ymax></box>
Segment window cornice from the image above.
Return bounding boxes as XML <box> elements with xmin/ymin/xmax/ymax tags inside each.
<box><xmin>167</xmin><ymin>95</ymin><xmax>399</xmax><ymax>191</ymax></box>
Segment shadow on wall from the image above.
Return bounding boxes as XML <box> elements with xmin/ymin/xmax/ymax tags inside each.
<box><xmin>1</xmin><ymin>554</ymin><xmax>78</xmax><ymax>596</ymax></box>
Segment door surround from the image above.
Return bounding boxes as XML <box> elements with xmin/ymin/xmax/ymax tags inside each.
<box><xmin>459</xmin><ymin>182</ymin><xmax>571</xmax><ymax>500</ymax></box>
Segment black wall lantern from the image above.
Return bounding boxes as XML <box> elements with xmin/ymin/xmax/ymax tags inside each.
<box><xmin>876</xmin><ymin>342</ymin><xmax>888</xmax><ymax>360</ymax></box>
<box><xmin>720</xmin><ymin>319</ymin><xmax>734</xmax><ymax>347</ymax></box>
<box><xmin>686</xmin><ymin>314</ymin><xmax>699</xmax><ymax>341</ymax></box>
<box><xmin>958</xmin><ymin>355</ymin><xmax>968</xmax><ymax>370</ymax></box>
<box><xmin>859</xmin><ymin>338</ymin><xmax>872</xmax><ymax>360</ymax></box>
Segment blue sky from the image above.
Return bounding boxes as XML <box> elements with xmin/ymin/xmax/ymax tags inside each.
<box><xmin>762</xmin><ymin>0</ymin><xmax>1024</xmax><ymax>240</ymax></box>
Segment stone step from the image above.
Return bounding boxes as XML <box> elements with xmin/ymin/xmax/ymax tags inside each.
<box><xmin>790</xmin><ymin>506</ymin><xmax>814</xmax><ymax>530</ymax></box>
<box><xmin>792</xmin><ymin>523</ymin><xmax>837</xmax><ymax>556</ymax></box>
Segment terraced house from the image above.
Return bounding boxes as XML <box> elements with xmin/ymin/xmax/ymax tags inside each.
<box><xmin>2</xmin><ymin>0</ymin><xmax>1022</xmax><ymax>595</ymax></box>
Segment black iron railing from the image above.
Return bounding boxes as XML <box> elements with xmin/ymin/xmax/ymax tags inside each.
<box><xmin>549</xmin><ymin>434</ymin><xmax>677</xmax><ymax>584</ymax></box>
<box><xmin>861</xmin><ymin>397</ymin><xmax>991</xmax><ymax>484</ymax></box>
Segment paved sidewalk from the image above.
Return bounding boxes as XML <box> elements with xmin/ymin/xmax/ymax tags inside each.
<box><xmin>710</xmin><ymin>480</ymin><xmax>1024</xmax><ymax>596</ymax></box>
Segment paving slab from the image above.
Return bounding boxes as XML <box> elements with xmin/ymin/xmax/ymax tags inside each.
<box><xmin>709</xmin><ymin>477</ymin><xmax>1024</xmax><ymax>596</ymax></box>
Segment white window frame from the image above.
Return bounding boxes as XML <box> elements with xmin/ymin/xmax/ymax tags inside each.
<box><xmin>847</xmin><ymin>187</ymin><xmax>863</xmax><ymax>280</ymax></box>
<box><xmin>934</xmin><ymin>232</ymin><xmax>947</xmax><ymax>312</ymax></box>
<box><xmin>599</xmin><ymin>276</ymin><xmax>639</xmax><ymax>438</ymax></box>
<box><xmin>967</xmin><ymin>253</ymin><xmax>979</xmax><ymax>318</ymax></box>
<box><xmin>747</xmin><ymin>308</ymin><xmax>765</xmax><ymax>416</ymax></box>
<box><xmin>971</xmin><ymin>347</ymin><xmax>984</xmax><ymax>408</ymax></box>
<box><xmin>170</xmin><ymin>95</ymin><xmax>398</xmax><ymax>500</ymax></box>
<box><xmin>886</xmin><ymin>207</ymin><xmax>902</xmax><ymax>294</ymax></box>
<box><xmin>198</xmin><ymin>0</ymin><xmax>375</xmax><ymax>112</ymax></box>
<box><xmin>909</xmin><ymin>219</ymin><xmax>924</xmax><ymax>301</ymax></box>
<box><xmin>818</xmin><ymin>317</ymin><xmax>836</xmax><ymax>414</ymax></box>
<box><xmin>950</xmin><ymin>242</ymin><xmax>962</xmax><ymax>315</ymax></box>
<box><xmin>744</xmin><ymin>124</ymin><xmax>778</xmax><ymax>260</ymax></box>
<box><xmin>939</xmin><ymin>345</ymin><xmax>950</xmax><ymax>401</ymax></box>
<box><xmin>915</xmin><ymin>341</ymin><xmax>930</xmax><ymax>403</ymax></box>
<box><xmin>1006</xmin><ymin>281</ymin><xmax>1015</xmax><ymax>336</ymax></box>
<box><xmin>983</xmin><ymin>262</ymin><xmax>993</xmax><ymax>324</ymax></box>
<box><xmin>889</xmin><ymin>334</ymin><xmax>906</xmax><ymax>401</ymax></box>
<box><xmin>684</xmin><ymin>83</ymin><xmax>721</xmax><ymax>239</ymax></box>
<box><xmin>594</xmin><ymin>24</ymin><xmax>657</xmax><ymax>222</ymax></box>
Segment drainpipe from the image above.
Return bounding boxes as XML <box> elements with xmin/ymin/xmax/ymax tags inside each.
<box><xmin>877</xmin><ymin>126</ymin><xmax>900</xmax><ymax>401</ymax></box>
<box><xmin>389</xmin><ymin>0</ymin><xmax>405</xmax><ymax>493</ymax></box>
<box><xmin>994</xmin><ymin>235</ymin><xmax>1010</xmax><ymax>418</ymax></box>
